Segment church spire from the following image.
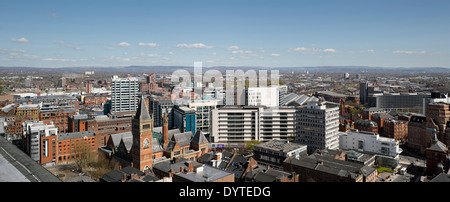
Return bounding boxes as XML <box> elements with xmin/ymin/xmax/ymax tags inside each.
<box><xmin>135</xmin><ymin>95</ymin><xmax>151</xmax><ymax>121</ymax></box>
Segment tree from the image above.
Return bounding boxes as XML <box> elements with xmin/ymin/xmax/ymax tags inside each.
<box><xmin>245</xmin><ymin>140</ymin><xmax>261</xmax><ymax>151</ymax></box>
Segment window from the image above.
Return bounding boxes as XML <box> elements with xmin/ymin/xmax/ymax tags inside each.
<box><xmin>143</xmin><ymin>124</ymin><xmax>151</xmax><ymax>129</ymax></box>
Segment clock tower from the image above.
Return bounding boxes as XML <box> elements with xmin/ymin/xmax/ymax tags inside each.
<box><xmin>131</xmin><ymin>95</ymin><xmax>153</xmax><ymax>171</ymax></box>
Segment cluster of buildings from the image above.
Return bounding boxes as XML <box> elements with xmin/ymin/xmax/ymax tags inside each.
<box><xmin>1</xmin><ymin>72</ymin><xmax>449</xmax><ymax>182</ymax></box>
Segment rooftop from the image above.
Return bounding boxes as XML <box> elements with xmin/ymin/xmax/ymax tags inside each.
<box><xmin>174</xmin><ymin>165</ymin><xmax>234</xmax><ymax>182</ymax></box>
<box><xmin>0</xmin><ymin>137</ymin><xmax>61</xmax><ymax>182</ymax></box>
<box><xmin>255</xmin><ymin>140</ymin><xmax>306</xmax><ymax>153</ymax></box>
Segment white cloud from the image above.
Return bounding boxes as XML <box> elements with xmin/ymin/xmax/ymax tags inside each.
<box><xmin>0</xmin><ymin>48</ymin><xmax>26</xmax><ymax>53</ymax></box>
<box><xmin>55</xmin><ymin>41</ymin><xmax>82</xmax><ymax>51</ymax></box>
<box><xmin>138</xmin><ymin>42</ymin><xmax>160</xmax><ymax>47</ymax></box>
<box><xmin>270</xmin><ymin>53</ymin><xmax>280</xmax><ymax>57</ymax></box>
<box><xmin>323</xmin><ymin>48</ymin><xmax>336</xmax><ymax>53</ymax></box>
<box><xmin>11</xmin><ymin>37</ymin><xmax>29</xmax><ymax>43</ymax></box>
<box><xmin>227</xmin><ymin>45</ymin><xmax>239</xmax><ymax>50</ymax></box>
<box><xmin>290</xmin><ymin>47</ymin><xmax>337</xmax><ymax>54</ymax></box>
<box><xmin>112</xmin><ymin>42</ymin><xmax>131</xmax><ymax>47</ymax></box>
<box><xmin>232</xmin><ymin>50</ymin><xmax>252</xmax><ymax>54</ymax></box>
<box><xmin>43</xmin><ymin>58</ymin><xmax>75</xmax><ymax>62</ymax></box>
<box><xmin>138</xmin><ymin>53</ymin><xmax>161</xmax><ymax>58</ymax></box>
<box><xmin>168</xmin><ymin>52</ymin><xmax>176</xmax><ymax>55</ymax></box>
<box><xmin>367</xmin><ymin>49</ymin><xmax>375</xmax><ymax>53</ymax></box>
<box><xmin>393</xmin><ymin>50</ymin><xmax>426</xmax><ymax>54</ymax></box>
<box><xmin>176</xmin><ymin>43</ymin><xmax>213</xmax><ymax>49</ymax></box>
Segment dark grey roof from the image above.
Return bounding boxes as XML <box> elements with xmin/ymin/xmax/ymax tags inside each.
<box><xmin>153</xmin><ymin>158</ymin><xmax>201</xmax><ymax>173</ymax></box>
<box><xmin>174</xmin><ymin>132</ymin><xmax>194</xmax><ymax>147</ymax></box>
<box><xmin>253</xmin><ymin>169</ymin><xmax>292</xmax><ymax>182</ymax></box>
<box><xmin>371</xmin><ymin>113</ymin><xmax>393</xmax><ymax>119</ymax></box>
<box><xmin>430</xmin><ymin>173</ymin><xmax>450</xmax><ymax>182</ymax></box>
<box><xmin>135</xmin><ymin>95</ymin><xmax>151</xmax><ymax>121</ymax></box>
<box><xmin>58</xmin><ymin>131</ymin><xmax>94</xmax><ymax>141</ymax></box>
<box><xmin>197</xmin><ymin>152</ymin><xmax>215</xmax><ymax>163</ymax></box>
<box><xmin>110</xmin><ymin>131</ymin><xmax>132</xmax><ymax>147</ymax></box>
<box><xmin>427</xmin><ymin>140</ymin><xmax>447</xmax><ymax>153</ymax></box>
<box><xmin>191</xmin><ymin>130</ymin><xmax>209</xmax><ymax>145</ymax></box>
<box><xmin>120</xmin><ymin>136</ymin><xmax>133</xmax><ymax>152</ymax></box>
<box><xmin>100</xmin><ymin>166</ymin><xmax>145</xmax><ymax>182</ymax></box>
<box><xmin>0</xmin><ymin>137</ymin><xmax>61</xmax><ymax>182</ymax></box>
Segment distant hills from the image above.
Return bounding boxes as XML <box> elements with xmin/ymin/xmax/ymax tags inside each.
<box><xmin>0</xmin><ymin>65</ymin><xmax>449</xmax><ymax>74</ymax></box>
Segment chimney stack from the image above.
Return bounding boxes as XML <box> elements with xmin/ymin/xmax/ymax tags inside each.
<box><xmin>163</xmin><ymin>112</ymin><xmax>169</xmax><ymax>147</ymax></box>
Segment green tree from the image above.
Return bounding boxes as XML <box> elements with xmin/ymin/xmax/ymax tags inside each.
<box><xmin>245</xmin><ymin>140</ymin><xmax>261</xmax><ymax>151</ymax></box>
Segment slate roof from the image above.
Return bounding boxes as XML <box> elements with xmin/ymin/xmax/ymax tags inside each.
<box><xmin>427</xmin><ymin>140</ymin><xmax>448</xmax><ymax>153</ymax></box>
<box><xmin>191</xmin><ymin>130</ymin><xmax>209</xmax><ymax>145</ymax></box>
<box><xmin>135</xmin><ymin>95</ymin><xmax>151</xmax><ymax>121</ymax></box>
<box><xmin>100</xmin><ymin>166</ymin><xmax>145</xmax><ymax>182</ymax></box>
<box><xmin>430</xmin><ymin>173</ymin><xmax>450</xmax><ymax>182</ymax></box>
<box><xmin>165</xmin><ymin>131</ymin><xmax>194</xmax><ymax>152</ymax></box>
<box><xmin>120</xmin><ymin>136</ymin><xmax>133</xmax><ymax>152</ymax></box>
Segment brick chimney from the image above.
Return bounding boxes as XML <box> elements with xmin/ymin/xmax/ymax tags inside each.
<box><xmin>163</xmin><ymin>112</ymin><xmax>169</xmax><ymax>147</ymax></box>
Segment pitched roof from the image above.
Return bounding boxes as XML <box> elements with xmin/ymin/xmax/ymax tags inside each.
<box><xmin>427</xmin><ymin>140</ymin><xmax>448</xmax><ymax>153</ymax></box>
<box><xmin>191</xmin><ymin>130</ymin><xmax>209</xmax><ymax>145</ymax></box>
<box><xmin>134</xmin><ymin>95</ymin><xmax>151</xmax><ymax>121</ymax></box>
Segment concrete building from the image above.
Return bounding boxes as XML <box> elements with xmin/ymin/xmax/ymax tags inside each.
<box><xmin>339</xmin><ymin>129</ymin><xmax>402</xmax><ymax>159</ymax></box>
<box><xmin>154</xmin><ymin>99</ymin><xmax>174</xmax><ymax>127</ymax></box>
<box><xmin>360</xmin><ymin>82</ymin><xmax>368</xmax><ymax>104</ymax></box>
<box><xmin>368</xmin><ymin>92</ymin><xmax>431</xmax><ymax>113</ymax></box>
<box><xmin>295</xmin><ymin>101</ymin><xmax>340</xmax><ymax>153</ymax></box>
<box><xmin>187</xmin><ymin>100</ymin><xmax>218</xmax><ymax>138</ymax></box>
<box><xmin>22</xmin><ymin>121</ymin><xmax>58</xmax><ymax>164</ymax></box>
<box><xmin>111</xmin><ymin>75</ymin><xmax>139</xmax><ymax>113</ymax></box>
<box><xmin>172</xmin><ymin>105</ymin><xmax>196</xmax><ymax>134</ymax></box>
<box><xmin>246</xmin><ymin>86</ymin><xmax>279</xmax><ymax>107</ymax></box>
<box><xmin>212</xmin><ymin>106</ymin><xmax>297</xmax><ymax>145</ymax></box>
<box><xmin>253</xmin><ymin>140</ymin><xmax>307</xmax><ymax>169</ymax></box>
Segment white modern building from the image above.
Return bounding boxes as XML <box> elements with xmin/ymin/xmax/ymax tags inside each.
<box><xmin>295</xmin><ymin>100</ymin><xmax>340</xmax><ymax>154</ymax></box>
<box><xmin>339</xmin><ymin>129</ymin><xmax>402</xmax><ymax>158</ymax></box>
<box><xmin>246</xmin><ymin>87</ymin><xmax>279</xmax><ymax>107</ymax></box>
<box><xmin>23</xmin><ymin>121</ymin><xmax>58</xmax><ymax>163</ymax></box>
<box><xmin>187</xmin><ymin>100</ymin><xmax>219</xmax><ymax>138</ymax></box>
<box><xmin>111</xmin><ymin>75</ymin><xmax>139</xmax><ymax>112</ymax></box>
<box><xmin>211</xmin><ymin>106</ymin><xmax>296</xmax><ymax>145</ymax></box>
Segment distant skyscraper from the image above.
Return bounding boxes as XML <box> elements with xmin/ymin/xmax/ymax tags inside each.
<box><xmin>25</xmin><ymin>76</ymin><xmax>32</xmax><ymax>87</ymax></box>
<box><xmin>344</xmin><ymin>73</ymin><xmax>350</xmax><ymax>80</ymax></box>
<box><xmin>58</xmin><ymin>77</ymin><xmax>66</xmax><ymax>88</ymax></box>
<box><xmin>111</xmin><ymin>75</ymin><xmax>139</xmax><ymax>113</ymax></box>
<box><xmin>360</xmin><ymin>82</ymin><xmax>368</xmax><ymax>104</ymax></box>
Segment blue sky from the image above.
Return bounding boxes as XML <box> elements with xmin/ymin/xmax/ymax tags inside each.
<box><xmin>0</xmin><ymin>0</ymin><xmax>449</xmax><ymax>68</ymax></box>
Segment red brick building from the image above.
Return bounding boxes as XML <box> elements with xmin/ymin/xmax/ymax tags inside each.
<box><xmin>383</xmin><ymin>119</ymin><xmax>408</xmax><ymax>142</ymax></box>
<box><xmin>371</xmin><ymin>113</ymin><xmax>393</xmax><ymax>136</ymax></box>
<box><xmin>86</xmin><ymin>116</ymin><xmax>132</xmax><ymax>148</ymax></box>
<box><xmin>408</xmin><ymin>115</ymin><xmax>440</xmax><ymax>155</ymax></box>
<box><xmin>39</xmin><ymin>110</ymin><xmax>76</xmax><ymax>133</ymax></box>
<box><xmin>39</xmin><ymin>131</ymin><xmax>96</xmax><ymax>165</ymax></box>
<box><xmin>426</xmin><ymin>136</ymin><xmax>448</xmax><ymax>175</ymax></box>
<box><xmin>354</xmin><ymin>119</ymin><xmax>378</xmax><ymax>133</ymax></box>
<box><xmin>83</xmin><ymin>95</ymin><xmax>109</xmax><ymax>106</ymax></box>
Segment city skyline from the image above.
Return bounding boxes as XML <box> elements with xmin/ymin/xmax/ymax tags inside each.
<box><xmin>0</xmin><ymin>0</ymin><xmax>449</xmax><ymax>68</ymax></box>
